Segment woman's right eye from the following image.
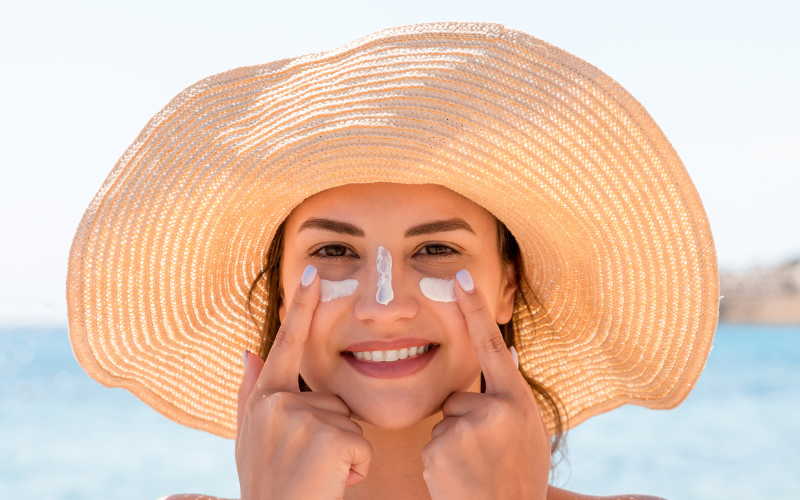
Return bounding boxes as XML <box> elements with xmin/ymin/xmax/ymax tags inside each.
<box><xmin>311</xmin><ymin>244</ymin><xmax>356</xmax><ymax>260</ymax></box>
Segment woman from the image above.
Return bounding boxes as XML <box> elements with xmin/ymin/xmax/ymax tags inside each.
<box><xmin>68</xmin><ymin>23</ymin><xmax>718</xmax><ymax>500</ymax></box>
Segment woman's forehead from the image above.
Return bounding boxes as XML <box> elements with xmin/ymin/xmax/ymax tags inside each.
<box><xmin>302</xmin><ymin>182</ymin><xmax>464</xmax><ymax>204</ymax></box>
<box><xmin>286</xmin><ymin>183</ymin><xmax>496</xmax><ymax>231</ymax></box>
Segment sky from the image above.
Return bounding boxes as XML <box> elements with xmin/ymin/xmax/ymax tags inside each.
<box><xmin>1</xmin><ymin>0</ymin><xmax>798</xmax><ymax>325</ymax></box>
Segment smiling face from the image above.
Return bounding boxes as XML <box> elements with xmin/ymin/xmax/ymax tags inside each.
<box><xmin>278</xmin><ymin>183</ymin><xmax>517</xmax><ymax>430</ymax></box>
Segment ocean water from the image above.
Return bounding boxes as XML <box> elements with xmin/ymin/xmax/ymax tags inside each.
<box><xmin>1</xmin><ymin>324</ymin><xmax>798</xmax><ymax>499</ymax></box>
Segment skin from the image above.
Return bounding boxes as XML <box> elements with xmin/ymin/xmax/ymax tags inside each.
<box><xmin>167</xmin><ymin>183</ymin><xmax>666</xmax><ymax>500</ymax></box>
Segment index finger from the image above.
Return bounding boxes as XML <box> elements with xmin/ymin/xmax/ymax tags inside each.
<box><xmin>256</xmin><ymin>264</ymin><xmax>320</xmax><ymax>392</ymax></box>
<box><xmin>454</xmin><ymin>269</ymin><xmax>525</xmax><ymax>396</ymax></box>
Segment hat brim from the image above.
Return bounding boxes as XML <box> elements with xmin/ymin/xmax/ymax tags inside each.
<box><xmin>67</xmin><ymin>22</ymin><xmax>719</xmax><ymax>438</ymax></box>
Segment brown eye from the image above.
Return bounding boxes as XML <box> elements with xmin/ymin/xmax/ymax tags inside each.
<box><xmin>313</xmin><ymin>244</ymin><xmax>354</xmax><ymax>259</ymax></box>
<box><xmin>418</xmin><ymin>244</ymin><xmax>457</xmax><ymax>258</ymax></box>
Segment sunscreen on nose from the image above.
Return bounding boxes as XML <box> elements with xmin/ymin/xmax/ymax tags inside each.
<box><xmin>376</xmin><ymin>246</ymin><xmax>394</xmax><ymax>305</ymax></box>
<box><xmin>419</xmin><ymin>277</ymin><xmax>457</xmax><ymax>302</ymax></box>
<box><xmin>319</xmin><ymin>279</ymin><xmax>359</xmax><ymax>302</ymax></box>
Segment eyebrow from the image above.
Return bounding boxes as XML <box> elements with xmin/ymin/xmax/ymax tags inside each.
<box><xmin>297</xmin><ymin>217</ymin><xmax>476</xmax><ymax>238</ymax></box>
<box><xmin>404</xmin><ymin>218</ymin><xmax>476</xmax><ymax>237</ymax></box>
<box><xmin>298</xmin><ymin>218</ymin><xmax>364</xmax><ymax>237</ymax></box>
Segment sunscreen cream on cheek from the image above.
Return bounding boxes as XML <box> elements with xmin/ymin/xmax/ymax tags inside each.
<box><xmin>376</xmin><ymin>246</ymin><xmax>394</xmax><ymax>305</ymax></box>
<box><xmin>319</xmin><ymin>279</ymin><xmax>359</xmax><ymax>302</ymax></box>
<box><xmin>419</xmin><ymin>277</ymin><xmax>457</xmax><ymax>302</ymax></box>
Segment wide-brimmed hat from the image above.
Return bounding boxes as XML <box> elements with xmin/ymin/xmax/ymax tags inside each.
<box><xmin>67</xmin><ymin>22</ymin><xmax>719</xmax><ymax>439</ymax></box>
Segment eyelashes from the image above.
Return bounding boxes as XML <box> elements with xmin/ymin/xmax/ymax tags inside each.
<box><xmin>312</xmin><ymin>244</ymin><xmax>354</xmax><ymax>259</ymax></box>
<box><xmin>416</xmin><ymin>244</ymin><xmax>457</xmax><ymax>259</ymax></box>
<box><xmin>309</xmin><ymin>243</ymin><xmax>459</xmax><ymax>262</ymax></box>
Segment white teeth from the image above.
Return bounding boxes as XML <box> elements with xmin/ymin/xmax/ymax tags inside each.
<box><xmin>350</xmin><ymin>344</ymin><xmax>433</xmax><ymax>362</ymax></box>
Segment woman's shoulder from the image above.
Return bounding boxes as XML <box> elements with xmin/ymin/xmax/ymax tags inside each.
<box><xmin>548</xmin><ymin>486</ymin><xmax>667</xmax><ymax>500</ymax></box>
<box><xmin>157</xmin><ymin>488</ymin><xmax>666</xmax><ymax>500</ymax></box>
<box><xmin>157</xmin><ymin>495</ymin><xmax>237</xmax><ymax>500</ymax></box>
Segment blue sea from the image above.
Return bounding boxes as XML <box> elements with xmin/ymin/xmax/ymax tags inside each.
<box><xmin>1</xmin><ymin>324</ymin><xmax>798</xmax><ymax>499</ymax></box>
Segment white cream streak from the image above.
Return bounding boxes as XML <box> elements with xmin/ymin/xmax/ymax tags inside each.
<box><xmin>419</xmin><ymin>277</ymin><xmax>457</xmax><ymax>302</ymax></box>
<box><xmin>376</xmin><ymin>246</ymin><xmax>394</xmax><ymax>305</ymax></box>
<box><xmin>319</xmin><ymin>279</ymin><xmax>359</xmax><ymax>302</ymax></box>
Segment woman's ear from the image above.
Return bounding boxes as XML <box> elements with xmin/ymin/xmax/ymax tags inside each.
<box><xmin>495</xmin><ymin>263</ymin><xmax>518</xmax><ymax>324</ymax></box>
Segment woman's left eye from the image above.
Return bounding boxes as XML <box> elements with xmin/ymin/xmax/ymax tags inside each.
<box><xmin>312</xmin><ymin>244</ymin><xmax>356</xmax><ymax>259</ymax></box>
<box><xmin>416</xmin><ymin>244</ymin><xmax>458</xmax><ymax>259</ymax></box>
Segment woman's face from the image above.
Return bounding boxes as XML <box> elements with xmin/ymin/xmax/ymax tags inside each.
<box><xmin>279</xmin><ymin>183</ymin><xmax>517</xmax><ymax>430</ymax></box>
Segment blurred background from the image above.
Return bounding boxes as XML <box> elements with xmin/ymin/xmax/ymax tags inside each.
<box><xmin>1</xmin><ymin>1</ymin><xmax>798</xmax><ymax>499</ymax></box>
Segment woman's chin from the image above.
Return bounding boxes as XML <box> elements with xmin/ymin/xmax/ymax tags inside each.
<box><xmin>345</xmin><ymin>394</ymin><xmax>444</xmax><ymax>430</ymax></box>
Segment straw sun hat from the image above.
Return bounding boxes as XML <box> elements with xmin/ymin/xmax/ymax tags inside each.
<box><xmin>67</xmin><ymin>22</ymin><xmax>719</xmax><ymax>439</ymax></box>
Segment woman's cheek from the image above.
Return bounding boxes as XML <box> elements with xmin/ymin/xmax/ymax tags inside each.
<box><xmin>424</xmin><ymin>301</ymin><xmax>482</xmax><ymax>391</ymax></box>
<box><xmin>451</xmin><ymin>340</ymin><xmax>482</xmax><ymax>391</ymax></box>
<box><xmin>299</xmin><ymin>300</ymin><xmax>351</xmax><ymax>391</ymax></box>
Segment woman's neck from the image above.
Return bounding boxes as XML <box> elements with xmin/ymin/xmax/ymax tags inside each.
<box><xmin>344</xmin><ymin>412</ymin><xmax>440</xmax><ymax>500</ymax></box>
<box><xmin>344</xmin><ymin>377</ymin><xmax>481</xmax><ymax>500</ymax></box>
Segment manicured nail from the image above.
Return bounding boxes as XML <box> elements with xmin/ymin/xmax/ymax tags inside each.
<box><xmin>242</xmin><ymin>349</ymin><xmax>248</xmax><ymax>368</ymax></box>
<box><xmin>455</xmin><ymin>269</ymin><xmax>474</xmax><ymax>293</ymax></box>
<box><xmin>510</xmin><ymin>346</ymin><xmax>519</xmax><ymax>368</ymax></box>
<box><xmin>301</xmin><ymin>265</ymin><xmax>317</xmax><ymax>287</ymax></box>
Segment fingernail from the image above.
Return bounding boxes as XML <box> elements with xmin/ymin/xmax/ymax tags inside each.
<box><xmin>242</xmin><ymin>349</ymin><xmax>248</xmax><ymax>368</ymax></box>
<box><xmin>455</xmin><ymin>269</ymin><xmax>474</xmax><ymax>293</ymax></box>
<box><xmin>301</xmin><ymin>265</ymin><xmax>317</xmax><ymax>287</ymax></box>
<box><xmin>509</xmin><ymin>346</ymin><xmax>519</xmax><ymax>368</ymax></box>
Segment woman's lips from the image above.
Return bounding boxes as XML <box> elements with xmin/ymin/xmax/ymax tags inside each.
<box><xmin>343</xmin><ymin>343</ymin><xmax>438</xmax><ymax>379</ymax></box>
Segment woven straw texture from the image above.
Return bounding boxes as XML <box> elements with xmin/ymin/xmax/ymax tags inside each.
<box><xmin>67</xmin><ymin>22</ymin><xmax>719</xmax><ymax>439</ymax></box>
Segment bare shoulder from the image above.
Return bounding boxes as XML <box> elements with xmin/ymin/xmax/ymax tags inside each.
<box><xmin>156</xmin><ymin>495</ymin><xmax>238</xmax><ymax>500</ymax></box>
<box><xmin>548</xmin><ymin>486</ymin><xmax>667</xmax><ymax>500</ymax></box>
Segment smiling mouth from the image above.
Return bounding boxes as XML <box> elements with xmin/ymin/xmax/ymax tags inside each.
<box><xmin>346</xmin><ymin>343</ymin><xmax>437</xmax><ymax>363</ymax></box>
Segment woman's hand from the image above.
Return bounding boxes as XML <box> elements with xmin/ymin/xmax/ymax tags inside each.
<box><xmin>421</xmin><ymin>270</ymin><xmax>551</xmax><ymax>500</ymax></box>
<box><xmin>235</xmin><ymin>265</ymin><xmax>373</xmax><ymax>500</ymax></box>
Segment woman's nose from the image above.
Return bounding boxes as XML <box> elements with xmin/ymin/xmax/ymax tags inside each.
<box><xmin>352</xmin><ymin>249</ymin><xmax>418</xmax><ymax>325</ymax></box>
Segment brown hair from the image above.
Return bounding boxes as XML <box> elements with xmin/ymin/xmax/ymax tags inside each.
<box><xmin>247</xmin><ymin>217</ymin><xmax>566</xmax><ymax>462</ymax></box>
